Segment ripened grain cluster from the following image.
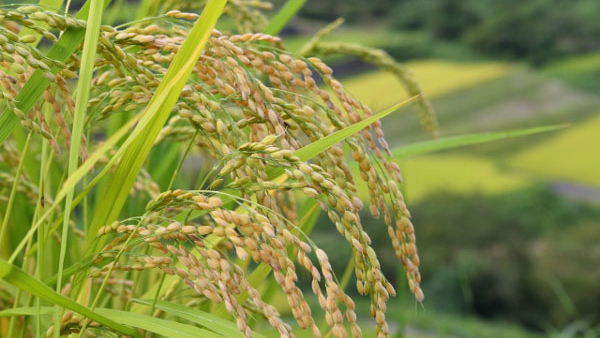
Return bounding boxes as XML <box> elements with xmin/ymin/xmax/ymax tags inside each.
<box><xmin>0</xmin><ymin>3</ymin><xmax>429</xmax><ymax>338</ymax></box>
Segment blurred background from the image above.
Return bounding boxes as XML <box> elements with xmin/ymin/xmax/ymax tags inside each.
<box><xmin>31</xmin><ymin>0</ymin><xmax>600</xmax><ymax>336</ymax></box>
<box><xmin>269</xmin><ymin>1</ymin><xmax>600</xmax><ymax>337</ymax></box>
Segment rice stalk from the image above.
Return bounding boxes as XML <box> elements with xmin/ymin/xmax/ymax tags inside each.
<box><xmin>0</xmin><ymin>3</ymin><xmax>440</xmax><ymax>337</ymax></box>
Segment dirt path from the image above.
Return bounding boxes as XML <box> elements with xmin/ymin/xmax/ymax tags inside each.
<box><xmin>551</xmin><ymin>180</ymin><xmax>600</xmax><ymax>202</ymax></box>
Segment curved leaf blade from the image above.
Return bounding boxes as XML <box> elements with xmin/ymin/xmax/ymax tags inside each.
<box><xmin>0</xmin><ymin>307</ymin><xmax>226</xmax><ymax>338</ymax></box>
<box><xmin>133</xmin><ymin>299</ymin><xmax>262</xmax><ymax>338</ymax></box>
<box><xmin>0</xmin><ymin>0</ymin><xmax>112</xmax><ymax>146</ymax></box>
<box><xmin>391</xmin><ymin>124</ymin><xmax>568</xmax><ymax>158</ymax></box>
<box><xmin>95</xmin><ymin>309</ymin><xmax>225</xmax><ymax>338</ymax></box>
<box><xmin>264</xmin><ymin>0</ymin><xmax>308</xmax><ymax>35</ymax></box>
<box><xmin>0</xmin><ymin>260</ymin><xmax>142</xmax><ymax>338</ymax></box>
<box><xmin>294</xmin><ymin>95</ymin><xmax>418</xmax><ymax>162</ymax></box>
<box><xmin>87</xmin><ymin>0</ymin><xmax>228</xmax><ymax>245</ymax></box>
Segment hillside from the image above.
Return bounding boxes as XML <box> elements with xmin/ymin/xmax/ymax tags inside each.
<box><xmin>339</xmin><ymin>59</ymin><xmax>600</xmax><ymax>202</ymax></box>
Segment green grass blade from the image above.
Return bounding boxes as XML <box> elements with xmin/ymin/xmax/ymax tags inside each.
<box><xmin>0</xmin><ymin>0</ymin><xmax>111</xmax><ymax>146</ymax></box>
<box><xmin>0</xmin><ymin>133</ymin><xmax>32</xmax><ymax>247</ymax></box>
<box><xmin>294</xmin><ymin>95</ymin><xmax>418</xmax><ymax>162</ymax></box>
<box><xmin>94</xmin><ymin>309</ymin><xmax>225</xmax><ymax>338</ymax></box>
<box><xmin>0</xmin><ymin>307</ymin><xmax>225</xmax><ymax>338</ymax></box>
<box><xmin>87</xmin><ymin>0</ymin><xmax>228</xmax><ymax>245</ymax></box>
<box><xmin>8</xmin><ymin>113</ymin><xmax>142</xmax><ymax>262</ymax></box>
<box><xmin>391</xmin><ymin>124</ymin><xmax>568</xmax><ymax>158</ymax></box>
<box><xmin>55</xmin><ymin>0</ymin><xmax>106</xmax><ymax>336</ymax></box>
<box><xmin>0</xmin><ymin>307</ymin><xmax>53</xmax><ymax>317</ymax></box>
<box><xmin>0</xmin><ymin>260</ymin><xmax>142</xmax><ymax>338</ymax></box>
<box><xmin>133</xmin><ymin>299</ymin><xmax>266</xmax><ymax>338</ymax></box>
<box><xmin>264</xmin><ymin>0</ymin><xmax>308</xmax><ymax>35</ymax></box>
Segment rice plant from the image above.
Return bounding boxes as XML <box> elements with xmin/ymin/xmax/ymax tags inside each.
<box><xmin>0</xmin><ymin>0</ymin><xmax>561</xmax><ymax>337</ymax></box>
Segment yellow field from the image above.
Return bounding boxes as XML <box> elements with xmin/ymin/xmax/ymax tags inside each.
<box><xmin>510</xmin><ymin>113</ymin><xmax>600</xmax><ymax>186</ymax></box>
<box><xmin>399</xmin><ymin>155</ymin><xmax>528</xmax><ymax>202</ymax></box>
<box><xmin>352</xmin><ymin>155</ymin><xmax>528</xmax><ymax>203</ymax></box>
<box><xmin>341</xmin><ymin>59</ymin><xmax>597</xmax><ymax>201</ymax></box>
<box><xmin>342</xmin><ymin>60</ymin><xmax>510</xmax><ymax>111</ymax></box>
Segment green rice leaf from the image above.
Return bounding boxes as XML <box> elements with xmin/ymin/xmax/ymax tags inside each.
<box><xmin>264</xmin><ymin>0</ymin><xmax>308</xmax><ymax>35</ymax></box>
<box><xmin>133</xmin><ymin>299</ymin><xmax>265</xmax><ymax>338</ymax></box>
<box><xmin>0</xmin><ymin>0</ymin><xmax>112</xmax><ymax>146</ymax></box>
<box><xmin>294</xmin><ymin>95</ymin><xmax>418</xmax><ymax>161</ymax></box>
<box><xmin>87</xmin><ymin>0</ymin><xmax>228</xmax><ymax>246</ymax></box>
<box><xmin>0</xmin><ymin>307</ymin><xmax>53</xmax><ymax>317</ymax></box>
<box><xmin>0</xmin><ymin>306</ymin><xmax>225</xmax><ymax>338</ymax></box>
<box><xmin>0</xmin><ymin>260</ymin><xmax>142</xmax><ymax>338</ymax></box>
<box><xmin>55</xmin><ymin>0</ymin><xmax>106</xmax><ymax>335</ymax></box>
<box><xmin>391</xmin><ymin>124</ymin><xmax>568</xmax><ymax>158</ymax></box>
<box><xmin>95</xmin><ymin>309</ymin><xmax>225</xmax><ymax>338</ymax></box>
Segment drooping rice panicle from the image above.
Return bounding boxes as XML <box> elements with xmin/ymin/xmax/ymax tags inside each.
<box><xmin>0</xmin><ymin>4</ymin><xmax>433</xmax><ymax>337</ymax></box>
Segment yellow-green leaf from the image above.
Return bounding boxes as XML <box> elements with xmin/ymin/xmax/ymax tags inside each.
<box><xmin>87</xmin><ymin>0</ymin><xmax>228</xmax><ymax>247</ymax></box>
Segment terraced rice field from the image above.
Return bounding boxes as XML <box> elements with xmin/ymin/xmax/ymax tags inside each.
<box><xmin>343</xmin><ymin>60</ymin><xmax>510</xmax><ymax>111</ymax></box>
<box><xmin>341</xmin><ymin>59</ymin><xmax>599</xmax><ymax>200</ymax></box>
<box><xmin>510</xmin><ymin>113</ymin><xmax>600</xmax><ymax>186</ymax></box>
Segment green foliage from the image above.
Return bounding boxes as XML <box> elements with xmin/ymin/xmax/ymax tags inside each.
<box><xmin>0</xmin><ymin>0</ymin><xmax>589</xmax><ymax>337</ymax></box>
<box><xmin>404</xmin><ymin>186</ymin><xmax>600</xmax><ymax>328</ymax></box>
<box><xmin>0</xmin><ymin>1</ymin><xmax>439</xmax><ymax>336</ymax></box>
<box><xmin>390</xmin><ymin>0</ymin><xmax>600</xmax><ymax>64</ymax></box>
<box><xmin>0</xmin><ymin>260</ymin><xmax>142</xmax><ymax>337</ymax></box>
<box><xmin>306</xmin><ymin>186</ymin><xmax>600</xmax><ymax>333</ymax></box>
<box><xmin>544</xmin><ymin>51</ymin><xmax>600</xmax><ymax>91</ymax></box>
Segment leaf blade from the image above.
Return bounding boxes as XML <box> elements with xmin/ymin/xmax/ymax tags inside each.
<box><xmin>95</xmin><ymin>309</ymin><xmax>225</xmax><ymax>338</ymax></box>
<box><xmin>133</xmin><ymin>299</ymin><xmax>262</xmax><ymax>338</ymax></box>
<box><xmin>87</xmin><ymin>0</ymin><xmax>228</xmax><ymax>245</ymax></box>
<box><xmin>294</xmin><ymin>95</ymin><xmax>418</xmax><ymax>162</ymax></box>
<box><xmin>0</xmin><ymin>260</ymin><xmax>142</xmax><ymax>338</ymax></box>
<box><xmin>0</xmin><ymin>306</ymin><xmax>227</xmax><ymax>338</ymax></box>
<box><xmin>0</xmin><ymin>0</ymin><xmax>112</xmax><ymax>146</ymax></box>
<box><xmin>391</xmin><ymin>124</ymin><xmax>568</xmax><ymax>158</ymax></box>
<box><xmin>264</xmin><ymin>0</ymin><xmax>308</xmax><ymax>35</ymax></box>
<box><xmin>55</xmin><ymin>1</ymin><xmax>106</xmax><ymax>335</ymax></box>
